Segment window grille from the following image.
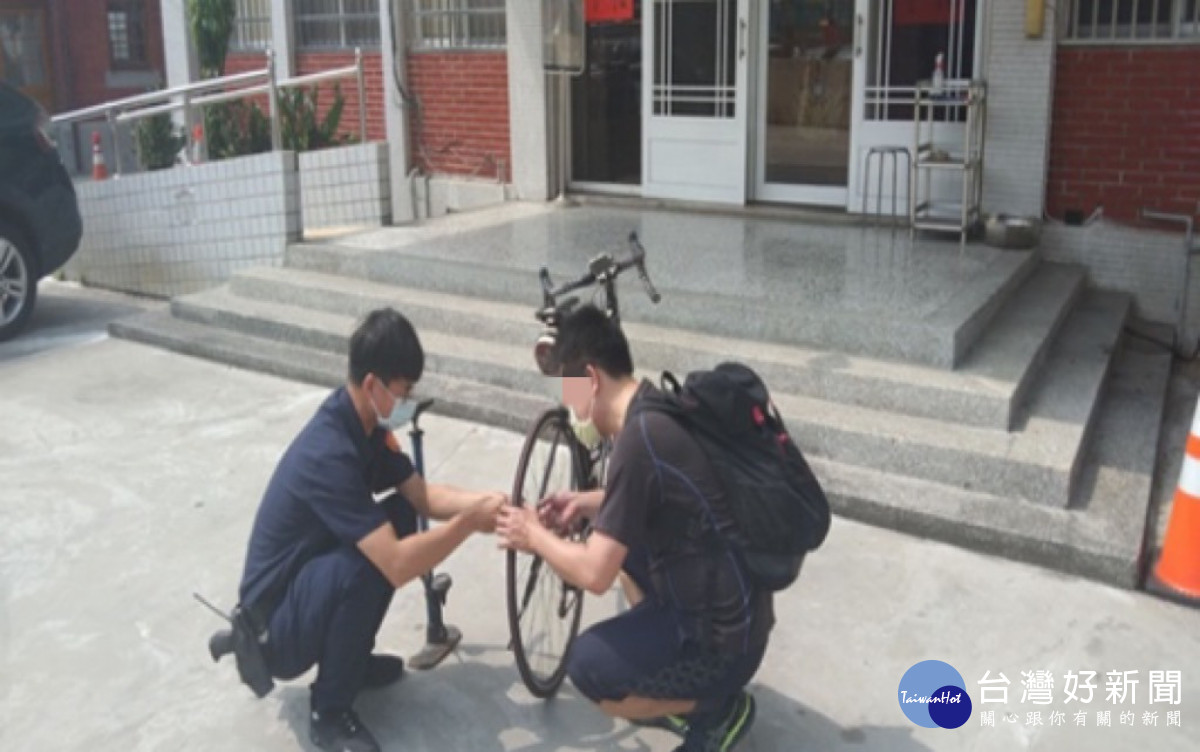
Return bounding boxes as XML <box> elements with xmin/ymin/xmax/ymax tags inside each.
<box><xmin>231</xmin><ymin>0</ymin><xmax>272</xmax><ymax>52</ymax></box>
<box><xmin>1063</xmin><ymin>0</ymin><xmax>1200</xmax><ymax>43</ymax></box>
<box><xmin>409</xmin><ymin>0</ymin><xmax>506</xmax><ymax>52</ymax></box>
<box><xmin>296</xmin><ymin>0</ymin><xmax>381</xmax><ymax>51</ymax></box>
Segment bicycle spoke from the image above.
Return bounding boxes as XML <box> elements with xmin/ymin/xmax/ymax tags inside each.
<box><xmin>536</xmin><ymin>429</ymin><xmax>563</xmax><ymax>503</ymax></box>
<box><xmin>516</xmin><ymin>556</ymin><xmax>544</xmax><ymax>623</ymax></box>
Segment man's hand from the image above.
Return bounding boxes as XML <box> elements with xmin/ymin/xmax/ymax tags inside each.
<box><xmin>497</xmin><ymin>504</ymin><xmax>544</xmax><ymax>554</ymax></box>
<box><xmin>537</xmin><ymin>490</ymin><xmax>582</xmax><ymax>532</ymax></box>
<box><xmin>464</xmin><ymin>491</ymin><xmax>506</xmax><ymax>533</ymax></box>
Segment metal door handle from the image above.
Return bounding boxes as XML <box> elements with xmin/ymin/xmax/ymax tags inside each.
<box><xmin>739</xmin><ymin>18</ymin><xmax>747</xmax><ymax>59</ymax></box>
<box><xmin>855</xmin><ymin>13</ymin><xmax>864</xmax><ymax>57</ymax></box>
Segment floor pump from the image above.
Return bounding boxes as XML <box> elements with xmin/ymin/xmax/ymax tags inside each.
<box><xmin>406</xmin><ymin>398</ymin><xmax>462</xmax><ymax>669</ymax></box>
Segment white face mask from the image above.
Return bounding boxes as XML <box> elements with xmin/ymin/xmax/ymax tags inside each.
<box><xmin>569</xmin><ymin>392</ymin><xmax>604</xmax><ymax>451</ymax></box>
<box><xmin>372</xmin><ymin>378</ymin><xmax>417</xmax><ymax>431</ymax></box>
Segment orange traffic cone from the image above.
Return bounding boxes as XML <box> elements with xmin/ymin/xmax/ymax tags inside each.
<box><xmin>1151</xmin><ymin>396</ymin><xmax>1200</xmax><ymax>604</ymax></box>
<box><xmin>191</xmin><ymin>123</ymin><xmax>204</xmax><ymax>164</ymax></box>
<box><xmin>91</xmin><ymin>131</ymin><xmax>108</xmax><ymax>181</ymax></box>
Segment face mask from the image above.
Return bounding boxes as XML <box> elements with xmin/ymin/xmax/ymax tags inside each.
<box><xmin>569</xmin><ymin>392</ymin><xmax>604</xmax><ymax>451</ymax></box>
<box><xmin>372</xmin><ymin>379</ymin><xmax>417</xmax><ymax>431</ymax></box>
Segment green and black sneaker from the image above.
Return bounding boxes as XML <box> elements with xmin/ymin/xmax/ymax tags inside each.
<box><xmin>674</xmin><ymin>691</ymin><xmax>756</xmax><ymax>752</ymax></box>
<box><xmin>632</xmin><ymin>713</ymin><xmax>689</xmax><ymax>737</ymax></box>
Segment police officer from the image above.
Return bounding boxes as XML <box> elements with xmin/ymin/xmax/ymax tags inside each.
<box><xmin>227</xmin><ymin>307</ymin><xmax>506</xmax><ymax>752</ymax></box>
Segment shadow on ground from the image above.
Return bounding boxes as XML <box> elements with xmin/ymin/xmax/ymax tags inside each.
<box><xmin>269</xmin><ymin>643</ymin><xmax>934</xmax><ymax>752</ymax></box>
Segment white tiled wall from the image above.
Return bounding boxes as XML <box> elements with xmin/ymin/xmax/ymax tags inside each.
<box><xmin>1044</xmin><ymin>221</ymin><xmax>1200</xmax><ymax>345</ymax></box>
<box><xmin>981</xmin><ymin>2</ymin><xmax>1056</xmax><ymax>219</ymax></box>
<box><xmin>299</xmin><ymin>142</ymin><xmax>391</xmax><ymax>232</ymax></box>
<box><xmin>66</xmin><ymin>152</ymin><xmax>300</xmax><ymax>298</ymax></box>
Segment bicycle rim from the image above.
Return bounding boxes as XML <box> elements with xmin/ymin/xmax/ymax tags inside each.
<box><xmin>507</xmin><ymin>407</ymin><xmax>586</xmax><ymax>698</ymax></box>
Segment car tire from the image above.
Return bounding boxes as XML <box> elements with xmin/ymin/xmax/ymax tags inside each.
<box><xmin>0</xmin><ymin>219</ymin><xmax>38</xmax><ymax>343</ymax></box>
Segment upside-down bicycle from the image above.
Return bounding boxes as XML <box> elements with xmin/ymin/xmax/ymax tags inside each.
<box><xmin>506</xmin><ymin>232</ymin><xmax>661</xmax><ymax>698</ymax></box>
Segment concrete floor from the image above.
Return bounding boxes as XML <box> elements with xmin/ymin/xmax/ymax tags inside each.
<box><xmin>1</xmin><ymin>282</ymin><xmax>1198</xmax><ymax>752</ymax></box>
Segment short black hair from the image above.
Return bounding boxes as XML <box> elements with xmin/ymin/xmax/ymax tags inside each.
<box><xmin>555</xmin><ymin>304</ymin><xmax>634</xmax><ymax>378</ymax></box>
<box><xmin>348</xmin><ymin>308</ymin><xmax>424</xmax><ymax>386</ymax></box>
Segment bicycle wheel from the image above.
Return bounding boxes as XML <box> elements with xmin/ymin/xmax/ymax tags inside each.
<box><xmin>507</xmin><ymin>407</ymin><xmax>587</xmax><ymax>698</ymax></box>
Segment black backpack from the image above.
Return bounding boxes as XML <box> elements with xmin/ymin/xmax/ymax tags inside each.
<box><xmin>632</xmin><ymin>362</ymin><xmax>830</xmax><ymax>591</ymax></box>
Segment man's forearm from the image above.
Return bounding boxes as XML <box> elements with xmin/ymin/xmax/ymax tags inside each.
<box><xmin>577</xmin><ymin>488</ymin><xmax>604</xmax><ymax>516</ymax></box>
<box><xmin>530</xmin><ymin>527</ymin><xmax>611</xmax><ymax>596</ymax></box>
<box><xmin>386</xmin><ymin>515</ymin><xmax>473</xmax><ymax>588</ymax></box>
<box><xmin>425</xmin><ymin>483</ymin><xmax>486</xmax><ymax>521</ymax></box>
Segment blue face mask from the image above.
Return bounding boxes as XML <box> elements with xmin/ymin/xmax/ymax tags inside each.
<box><xmin>372</xmin><ymin>379</ymin><xmax>417</xmax><ymax>431</ymax></box>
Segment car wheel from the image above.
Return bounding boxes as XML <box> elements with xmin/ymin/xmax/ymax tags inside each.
<box><xmin>0</xmin><ymin>219</ymin><xmax>38</xmax><ymax>343</ymax></box>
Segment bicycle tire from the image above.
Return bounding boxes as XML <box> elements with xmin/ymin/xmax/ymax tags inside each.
<box><xmin>507</xmin><ymin>407</ymin><xmax>587</xmax><ymax>698</ymax></box>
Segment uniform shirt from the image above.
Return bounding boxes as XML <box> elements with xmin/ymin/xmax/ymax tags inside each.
<box><xmin>238</xmin><ymin>387</ymin><xmax>415</xmax><ymax>611</ymax></box>
<box><xmin>593</xmin><ymin>381</ymin><xmax>774</xmax><ymax>654</ymax></box>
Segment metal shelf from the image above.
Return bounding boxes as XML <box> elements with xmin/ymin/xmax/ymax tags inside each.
<box><xmin>916</xmin><ymin>158</ymin><xmax>980</xmax><ymax>171</ymax></box>
<box><xmin>909</xmin><ymin>79</ymin><xmax>987</xmax><ymax>244</ymax></box>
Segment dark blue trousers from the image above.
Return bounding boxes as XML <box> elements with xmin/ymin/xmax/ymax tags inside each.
<box><xmin>265</xmin><ymin>493</ymin><xmax>417</xmax><ymax>713</ymax></box>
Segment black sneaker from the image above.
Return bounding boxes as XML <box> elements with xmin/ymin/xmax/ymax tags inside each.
<box><xmin>674</xmin><ymin>691</ymin><xmax>756</xmax><ymax>752</ymax></box>
<box><xmin>364</xmin><ymin>654</ymin><xmax>405</xmax><ymax>689</ymax></box>
<box><xmin>309</xmin><ymin>708</ymin><xmax>380</xmax><ymax>752</ymax></box>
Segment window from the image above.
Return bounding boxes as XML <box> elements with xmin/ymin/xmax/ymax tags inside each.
<box><xmin>410</xmin><ymin>0</ymin><xmax>506</xmax><ymax>51</ymax></box>
<box><xmin>1064</xmin><ymin>0</ymin><xmax>1200</xmax><ymax>42</ymax></box>
<box><xmin>231</xmin><ymin>0</ymin><xmax>272</xmax><ymax>52</ymax></box>
<box><xmin>295</xmin><ymin>0</ymin><xmax>381</xmax><ymax>51</ymax></box>
<box><xmin>108</xmin><ymin>0</ymin><xmax>148</xmax><ymax>68</ymax></box>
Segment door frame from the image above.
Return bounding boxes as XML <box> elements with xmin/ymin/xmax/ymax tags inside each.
<box><xmin>751</xmin><ymin>0</ymin><xmax>853</xmax><ymax>207</ymax></box>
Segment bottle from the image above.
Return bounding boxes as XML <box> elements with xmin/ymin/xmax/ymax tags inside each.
<box><xmin>931</xmin><ymin>52</ymin><xmax>945</xmax><ymax>96</ymax></box>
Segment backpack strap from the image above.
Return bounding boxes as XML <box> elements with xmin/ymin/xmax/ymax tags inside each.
<box><xmin>660</xmin><ymin>370</ymin><xmax>681</xmax><ymax>395</ymax></box>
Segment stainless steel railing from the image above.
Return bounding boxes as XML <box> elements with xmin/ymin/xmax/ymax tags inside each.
<box><xmin>50</xmin><ymin>48</ymin><xmax>368</xmax><ymax>176</ymax></box>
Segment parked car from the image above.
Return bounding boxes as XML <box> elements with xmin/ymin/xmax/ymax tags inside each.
<box><xmin>0</xmin><ymin>82</ymin><xmax>83</xmax><ymax>341</ymax></box>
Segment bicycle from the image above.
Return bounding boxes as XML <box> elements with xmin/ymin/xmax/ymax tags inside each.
<box><xmin>507</xmin><ymin>231</ymin><xmax>661</xmax><ymax>698</ymax></box>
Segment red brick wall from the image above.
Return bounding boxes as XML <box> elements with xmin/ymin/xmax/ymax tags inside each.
<box><xmin>224</xmin><ymin>53</ymin><xmax>267</xmax><ymax>77</ymax></box>
<box><xmin>220</xmin><ymin>50</ymin><xmax>512</xmax><ymax>179</ymax></box>
<box><xmin>47</xmin><ymin>0</ymin><xmax>166</xmax><ymax>111</ymax></box>
<box><xmin>407</xmin><ymin>52</ymin><xmax>510</xmax><ymax>181</ymax></box>
<box><xmin>221</xmin><ymin>52</ymin><xmax>271</xmax><ymax>115</ymax></box>
<box><xmin>1048</xmin><ymin>48</ymin><xmax>1200</xmax><ymax>223</ymax></box>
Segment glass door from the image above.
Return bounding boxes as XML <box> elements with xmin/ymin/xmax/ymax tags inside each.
<box><xmin>570</xmin><ymin>2</ymin><xmax>643</xmax><ymax>190</ymax></box>
<box><xmin>755</xmin><ymin>0</ymin><xmax>856</xmax><ymax>206</ymax></box>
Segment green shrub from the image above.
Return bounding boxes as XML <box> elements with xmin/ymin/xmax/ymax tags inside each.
<box><xmin>133</xmin><ymin>113</ymin><xmax>186</xmax><ymax>171</ymax></box>
<box><xmin>280</xmin><ymin>84</ymin><xmax>352</xmax><ymax>153</ymax></box>
<box><xmin>204</xmin><ymin>100</ymin><xmax>272</xmax><ymax>161</ymax></box>
<box><xmin>188</xmin><ymin>0</ymin><xmax>235</xmax><ymax>79</ymax></box>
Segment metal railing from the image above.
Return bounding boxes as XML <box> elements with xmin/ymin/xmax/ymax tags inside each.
<box><xmin>50</xmin><ymin>48</ymin><xmax>368</xmax><ymax>177</ymax></box>
<box><xmin>1142</xmin><ymin>208</ymin><xmax>1200</xmax><ymax>358</ymax></box>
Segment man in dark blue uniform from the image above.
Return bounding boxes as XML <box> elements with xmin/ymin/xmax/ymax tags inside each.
<box><xmin>228</xmin><ymin>307</ymin><xmax>506</xmax><ymax>752</ymax></box>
